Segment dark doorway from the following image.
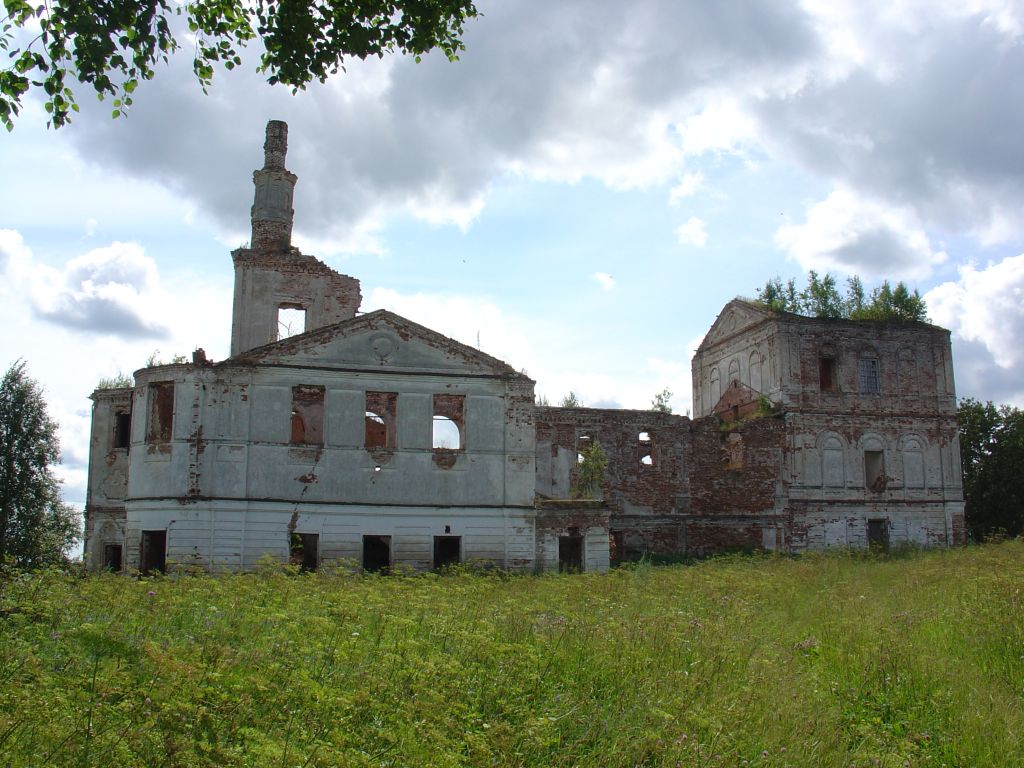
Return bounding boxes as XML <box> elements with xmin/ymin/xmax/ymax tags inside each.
<box><xmin>289</xmin><ymin>533</ymin><xmax>320</xmax><ymax>572</ymax></box>
<box><xmin>559</xmin><ymin>535</ymin><xmax>584</xmax><ymax>573</ymax></box>
<box><xmin>140</xmin><ymin>530</ymin><xmax>167</xmax><ymax>575</ymax></box>
<box><xmin>433</xmin><ymin>536</ymin><xmax>461</xmax><ymax>570</ymax></box>
<box><xmin>867</xmin><ymin>519</ymin><xmax>889</xmax><ymax>550</ymax></box>
<box><xmin>103</xmin><ymin>543</ymin><xmax>123</xmax><ymax>572</ymax></box>
<box><xmin>362</xmin><ymin>535</ymin><xmax>391</xmax><ymax>573</ymax></box>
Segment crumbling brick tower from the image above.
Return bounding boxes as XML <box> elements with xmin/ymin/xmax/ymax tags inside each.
<box><xmin>230</xmin><ymin>120</ymin><xmax>362</xmax><ymax>356</ymax></box>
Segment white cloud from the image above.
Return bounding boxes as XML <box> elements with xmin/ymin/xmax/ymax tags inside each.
<box><xmin>676</xmin><ymin>217</ymin><xmax>708</xmax><ymax>247</ymax></box>
<box><xmin>0</xmin><ymin>231</ymin><xmax>233</xmax><ymax>504</ymax></box>
<box><xmin>926</xmin><ymin>254</ymin><xmax>1024</xmax><ymax>371</ymax></box>
<box><xmin>774</xmin><ymin>187</ymin><xmax>946</xmax><ymax>279</ymax></box>
<box><xmin>668</xmin><ymin>172</ymin><xmax>705</xmax><ymax>205</ymax></box>
<box><xmin>593</xmin><ymin>272</ymin><xmax>616</xmax><ymax>291</ymax></box>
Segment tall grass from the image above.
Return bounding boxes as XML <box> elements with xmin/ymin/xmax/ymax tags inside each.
<box><xmin>1</xmin><ymin>542</ymin><xmax>1022</xmax><ymax>767</ymax></box>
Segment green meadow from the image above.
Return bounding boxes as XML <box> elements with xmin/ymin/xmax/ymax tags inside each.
<box><xmin>1</xmin><ymin>542</ymin><xmax>1022</xmax><ymax>767</ymax></box>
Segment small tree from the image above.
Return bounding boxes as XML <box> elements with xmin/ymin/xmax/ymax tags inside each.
<box><xmin>0</xmin><ymin>361</ymin><xmax>81</xmax><ymax>568</ymax></box>
<box><xmin>650</xmin><ymin>388</ymin><xmax>673</xmax><ymax>414</ymax></box>
<box><xmin>573</xmin><ymin>442</ymin><xmax>607</xmax><ymax>500</ymax></box>
<box><xmin>756</xmin><ymin>271</ymin><xmax>928</xmax><ymax>322</ymax></box>
<box><xmin>560</xmin><ymin>392</ymin><xmax>582</xmax><ymax>408</ymax></box>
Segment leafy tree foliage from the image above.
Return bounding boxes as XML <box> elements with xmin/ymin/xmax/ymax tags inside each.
<box><xmin>0</xmin><ymin>361</ymin><xmax>80</xmax><ymax>568</ymax></box>
<box><xmin>0</xmin><ymin>0</ymin><xmax>478</xmax><ymax>130</ymax></box>
<box><xmin>650</xmin><ymin>388</ymin><xmax>673</xmax><ymax>414</ymax></box>
<box><xmin>573</xmin><ymin>441</ymin><xmax>607</xmax><ymax>500</ymax></box>
<box><xmin>559</xmin><ymin>391</ymin><xmax>582</xmax><ymax>408</ymax></box>
<box><xmin>756</xmin><ymin>271</ymin><xmax>928</xmax><ymax>322</ymax></box>
<box><xmin>958</xmin><ymin>398</ymin><xmax>1024</xmax><ymax>540</ymax></box>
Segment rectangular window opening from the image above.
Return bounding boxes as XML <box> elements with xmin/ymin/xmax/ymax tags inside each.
<box><xmin>146</xmin><ymin>382</ymin><xmax>174</xmax><ymax>443</ymax></box>
<box><xmin>558</xmin><ymin>535</ymin><xmax>584</xmax><ymax>573</ymax></box>
<box><xmin>103</xmin><ymin>543</ymin><xmax>123</xmax><ymax>572</ymax></box>
<box><xmin>433</xmin><ymin>535</ymin><xmax>461</xmax><ymax>570</ymax></box>
<box><xmin>277</xmin><ymin>304</ymin><xmax>306</xmax><ymax>340</ymax></box>
<box><xmin>858</xmin><ymin>358</ymin><xmax>880</xmax><ymax>394</ymax></box>
<box><xmin>289</xmin><ymin>532</ymin><xmax>319</xmax><ymax>572</ymax></box>
<box><xmin>362</xmin><ymin>535</ymin><xmax>391</xmax><ymax>573</ymax></box>
<box><xmin>864</xmin><ymin>450</ymin><xmax>886</xmax><ymax>491</ymax></box>
<box><xmin>290</xmin><ymin>385</ymin><xmax>325</xmax><ymax>446</ymax></box>
<box><xmin>114</xmin><ymin>410</ymin><xmax>132</xmax><ymax>450</ymax></box>
<box><xmin>819</xmin><ymin>358</ymin><xmax>836</xmax><ymax>392</ymax></box>
<box><xmin>140</xmin><ymin>530</ymin><xmax>167</xmax><ymax>575</ymax></box>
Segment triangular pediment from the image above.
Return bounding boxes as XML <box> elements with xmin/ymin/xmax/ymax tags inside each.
<box><xmin>225</xmin><ymin>310</ymin><xmax>526</xmax><ymax>378</ymax></box>
<box><xmin>697</xmin><ymin>299</ymin><xmax>774</xmax><ymax>351</ymax></box>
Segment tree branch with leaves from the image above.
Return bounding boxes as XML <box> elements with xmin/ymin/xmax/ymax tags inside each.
<box><xmin>0</xmin><ymin>0</ymin><xmax>478</xmax><ymax>130</ymax></box>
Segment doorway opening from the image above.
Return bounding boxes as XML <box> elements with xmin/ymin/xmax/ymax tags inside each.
<box><xmin>140</xmin><ymin>530</ymin><xmax>167</xmax><ymax>575</ymax></box>
<box><xmin>559</xmin><ymin>534</ymin><xmax>584</xmax><ymax>573</ymax></box>
<box><xmin>433</xmin><ymin>536</ymin><xmax>461</xmax><ymax>570</ymax></box>
<box><xmin>362</xmin><ymin>535</ymin><xmax>391</xmax><ymax>573</ymax></box>
<box><xmin>289</xmin><ymin>532</ymin><xmax>319</xmax><ymax>572</ymax></box>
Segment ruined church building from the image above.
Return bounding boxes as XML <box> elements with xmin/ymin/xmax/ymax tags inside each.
<box><xmin>84</xmin><ymin>122</ymin><xmax>965</xmax><ymax>574</ymax></box>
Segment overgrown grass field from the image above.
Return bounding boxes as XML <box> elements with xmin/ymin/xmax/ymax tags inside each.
<box><xmin>1</xmin><ymin>543</ymin><xmax>1023</xmax><ymax>767</ymax></box>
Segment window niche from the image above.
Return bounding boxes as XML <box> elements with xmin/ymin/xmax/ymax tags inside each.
<box><xmin>146</xmin><ymin>382</ymin><xmax>174</xmax><ymax>443</ymax></box>
<box><xmin>819</xmin><ymin>345</ymin><xmax>837</xmax><ymax>392</ymax></box>
<box><xmin>290</xmin><ymin>385</ymin><xmax>325</xmax><ymax>446</ymax></box>
<box><xmin>864</xmin><ymin>449</ymin><xmax>886</xmax><ymax>491</ymax></box>
<box><xmin>113</xmin><ymin>410</ymin><xmax>132</xmax><ymax>450</ymax></box>
<box><xmin>364</xmin><ymin>391</ymin><xmax>397</xmax><ymax>451</ymax></box>
<box><xmin>432</xmin><ymin>394</ymin><xmax>464</xmax><ymax>469</ymax></box>
<box><xmin>277</xmin><ymin>303</ymin><xmax>306</xmax><ymax>340</ymax></box>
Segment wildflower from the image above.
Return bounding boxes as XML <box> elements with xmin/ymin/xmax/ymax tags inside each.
<box><xmin>147</xmin><ymin>591</ymin><xmax>156</xmax><ymax>597</ymax></box>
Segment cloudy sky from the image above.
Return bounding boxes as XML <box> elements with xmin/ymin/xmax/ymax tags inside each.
<box><xmin>2</xmin><ymin>0</ymin><xmax>1024</xmax><ymax>510</ymax></box>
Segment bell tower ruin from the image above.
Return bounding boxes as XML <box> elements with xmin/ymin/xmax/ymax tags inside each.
<box><xmin>230</xmin><ymin>120</ymin><xmax>361</xmax><ymax>357</ymax></box>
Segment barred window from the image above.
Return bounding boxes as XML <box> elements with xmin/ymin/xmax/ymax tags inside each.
<box><xmin>858</xmin><ymin>358</ymin><xmax>880</xmax><ymax>394</ymax></box>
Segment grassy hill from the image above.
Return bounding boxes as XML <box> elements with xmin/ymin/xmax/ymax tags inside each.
<box><xmin>1</xmin><ymin>542</ymin><xmax>1022</xmax><ymax>767</ymax></box>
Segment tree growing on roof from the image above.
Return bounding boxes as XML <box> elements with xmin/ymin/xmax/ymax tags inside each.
<box><xmin>756</xmin><ymin>271</ymin><xmax>928</xmax><ymax>322</ymax></box>
<box><xmin>0</xmin><ymin>361</ymin><xmax>81</xmax><ymax>568</ymax></box>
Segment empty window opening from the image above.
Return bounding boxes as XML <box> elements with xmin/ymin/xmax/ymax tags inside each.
<box><xmin>289</xmin><ymin>532</ymin><xmax>319</xmax><ymax>572</ymax></box>
<box><xmin>114</xmin><ymin>410</ymin><xmax>132</xmax><ymax>450</ymax></box>
<box><xmin>290</xmin><ymin>385</ymin><xmax>325</xmax><ymax>446</ymax></box>
<box><xmin>867</xmin><ymin>519</ymin><xmax>889</xmax><ymax>549</ymax></box>
<box><xmin>140</xmin><ymin>530</ymin><xmax>167</xmax><ymax>575</ymax></box>
<box><xmin>864</xmin><ymin>450</ymin><xmax>886</xmax><ymax>491</ymax></box>
<box><xmin>638</xmin><ymin>431</ymin><xmax>650</xmax><ymax>442</ymax></box>
<box><xmin>146</xmin><ymin>382</ymin><xmax>174</xmax><ymax>443</ymax></box>
<box><xmin>577</xmin><ymin>452</ymin><xmax>585</xmax><ymax>465</ymax></box>
<box><xmin>102</xmin><ymin>543</ymin><xmax>123</xmax><ymax>572</ymax></box>
<box><xmin>858</xmin><ymin>358</ymin><xmax>880</xmax><ymax>394</ymax></box>
<box><xmin>364</xmin><ymin>391</ymin><xmax>397</xmax><ymax>449</ymax></box>
<box><xmin>433</xmin><ymin>536</ymin><xmax>461</xmax><ymax>570</ymax></box>
<box><xmin>277</xmin><ymin>304</ymin><xmax>306</xmax><ymax>340</ymax></box>
<box><xmin>819</xmin><ymin>357</ymin><xmax>836</xmax><ymax>392</ymax></box>
<box><xmin>640</xmin><ymin>453</ymin><xmax>654</xmax><ymax>466</ymax></box>
<box><xmin>362</xmin><ymin>535</ymin><xmax>391</xmax><ymax>573</ymax></box>
<box><xmin>432</xmin><ymin>394</ymin><xmax>465</xmax><ymax>451</ymax></box>
<box><xmin>432</xmin><ymin>417</ymin><xmax>461</xmax><ymax>449</ymax></box>
<box><xmin>559</xmin><ymin>535</ymin><xmax>584</xmax><ymax>573</ymax></box>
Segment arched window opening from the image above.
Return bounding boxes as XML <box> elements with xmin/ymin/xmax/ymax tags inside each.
<box><xmin>432</xmin><ymin>416</ymin><xmax>462</xmax><ymax>449</ymax></box>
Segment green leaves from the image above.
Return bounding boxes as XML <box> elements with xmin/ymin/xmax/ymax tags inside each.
<box><xmin>2</xmin><ymin>0</ymin><xmax>477</xmax><ymax>129</ymax></box>
<box><xmin>756</xmin><ymin>271</ymin><xmax>929</xmax><ymax>322</ymax></box>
